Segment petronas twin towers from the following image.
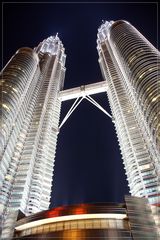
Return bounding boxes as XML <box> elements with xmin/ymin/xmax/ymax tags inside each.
<box><xmin>0</xmin><ymin>20</ymin><xmax>159</xmax><ymax>238</ymax></box>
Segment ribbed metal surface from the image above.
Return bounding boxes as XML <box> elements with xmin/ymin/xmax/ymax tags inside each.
<box><xmin>97</xmin><ymin>20</ymin><xmax>160</xmax><ymax>206</ymax></box>
<box><xmin>0</xmin><ymin>36</ymin><xmax>66</xmax><ymax>239</ymax></box>
<box><xmin>0</xmin><ymin>48</ymin><xmax>39</xmax><ymax>197</ymax></box>
<box><xmin>109</xmin><ymin>21</ymin><xmax>160</xmax><ymax>154</ymax></box>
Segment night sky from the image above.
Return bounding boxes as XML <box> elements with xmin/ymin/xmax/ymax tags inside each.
<box><xmin>2</xmin><ymin>2</ymin><xmax>158</xmax><ymax>208</ymax></box>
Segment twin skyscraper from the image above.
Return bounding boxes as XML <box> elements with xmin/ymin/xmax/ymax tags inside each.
<box><xmin>0</xmin><ymin>20</ymin><xmax>159</xmax><ymax>238</ymax></box>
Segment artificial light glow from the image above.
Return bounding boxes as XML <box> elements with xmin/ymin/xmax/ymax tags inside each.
<box><xmin>5</xmin><ymin>175</ymin><xmax>12</xmax><ymax>181</ymax></box>
<box><xmin>139</xmin><ymin>164</ymin><xmax>151</xmax><ymax>170</ymax></box>
<box><xmin>2</xmin><ymin>104</ymin><xmax>10</xmax><ymax>111</ymax></box>
<box><xmin>139</xmin><ymin>72</ymin><xmax>145</xmax><ymax>79</ymax></box>
<box><xmin>152</xmin><ymin>96</ymin><xmax>158</xmax><ymax>102</ymax></box>
<box><xmin>129</xmin><ymin>55</ymin><xmax>136</xmax><ymax>63</ymax></box>
<box><xmin>12</xmin><ymin>87</ymin><xmax>18</xmax><ymax>93</ymax></box>
<box><xmin>129</xmin><ymin>126</ymin><xmax>136</xmax><ymax>130</ymax></box>
<box><xmin>15</xmin><ymin>213</ymin><xmax>127</xmax><ymax>231</ymax></box>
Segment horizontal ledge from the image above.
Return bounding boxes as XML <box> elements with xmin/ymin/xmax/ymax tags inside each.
<box><xmin>15</xmin><ymin>213</ymin><xmax>127</xmax><ymax>231</ymax></box>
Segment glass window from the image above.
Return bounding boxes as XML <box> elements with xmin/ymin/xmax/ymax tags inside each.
<box><xmin>64</xmin><ymin>221</ymin><xmax>70</xmax><ymax>230</ymax></box>
<box><xmin>77</xmin><ymin>220</ymin><xmax>85</xmax><ymax>229</ymax></box>
<box><xmin>70</xmin><ymin>221</ymin><xmax>77</xmax><ymax>229</ymax></box>
<box><xmin>56</xmin><ymin>222</ymin><xmax>63</xmax><ymax>231</ymax></box>
<box><xmin>36</xmin><ymin>226</ymin><xmax>43</xmax><ymax>234</ymax></box>
<box><xmin>49</xmin><ymin>223</ymin><xmax>56</xmax><ymax>232</ymax></box>
<box><xmin>101</xmin><ymin>219</ymin><xmax>109</xmax><ymax>228</ymax></box>
<box><xmin>92</xmin><ymin>219</ymin><xmax>101</xmax><ymax>228</ymax></box>
<box><xmin>31</xmin><ymin>227</ymin><xmax>37</xmax><ymax>234</ymax></box>
<box><xmin>85</xmin><ymin>220</ymin><xmax>93</xmax><ymax>229</ymax></box>
<box><xmin>108</xmin><ymin>219</ymin><xmax>116</xmax><ymax>228</ymax></box>
<box><xmin>43</xmin><ymin>224</ymin><xmax>50</xmax><ymax>232</ymax></box>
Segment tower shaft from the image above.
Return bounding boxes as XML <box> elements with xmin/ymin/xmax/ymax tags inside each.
<box><xmin>97</xmin><ymin>20</ymin><xmax>160</xmax><ymax>206</ymax></box>
<box><xmin>0</xmin><ymin>37</ymin><xmax>66</xmax><ymax>238</ymax></box>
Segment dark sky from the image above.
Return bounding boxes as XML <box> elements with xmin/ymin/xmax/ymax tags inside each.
<box><xmin>2</xmin><ymin>2</ymin><xmax>158</xmax><ymax>208</ymax></box>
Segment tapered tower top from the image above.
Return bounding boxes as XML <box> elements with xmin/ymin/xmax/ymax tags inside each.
<box><xmin>97</xmin><ymin>21</ymin><xmax>114</xmax><ymax>42</ymax></box>
<box><xmin>97</xmin><ymin>20</ymin><xmax>131</xmax><ymax>43</ymax></box>
<box><xmin>35</xmin><ymin>35</ymin><xmax>65</xmax><ymax>56</ymax></box>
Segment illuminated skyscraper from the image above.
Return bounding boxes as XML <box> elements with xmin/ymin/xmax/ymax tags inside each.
<box><xmin>97</xmin><ymin>20</ymin><xmax>160</xmax><ymax>206</ymax></box>
<box><xmin>1</xmin><ymin>19</ymin><xmax>159</xmax><ymax>239</ymax></box>
<box><xmin>0</xmin><ymin>36</ymin><xmax>66</xmax><ymax>237</ymax></box>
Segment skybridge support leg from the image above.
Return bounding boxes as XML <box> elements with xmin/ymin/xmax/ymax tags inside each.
<box><xmin>85</xmin><ymin>95</ymin><xmax>112</xmax><ymax>119</ymax></box>
<box><xmin>59</xmin><ymin>97</ymin><xmax>84</xmax><ymax>130</ymax></box>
